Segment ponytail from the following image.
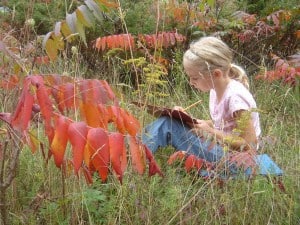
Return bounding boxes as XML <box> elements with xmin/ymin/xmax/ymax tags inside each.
<box><xmin>229</xmin><ymin>63</ymin><xmax>249</xmax><ymax>89</ymax></box>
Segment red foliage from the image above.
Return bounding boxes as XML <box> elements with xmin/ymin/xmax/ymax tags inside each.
<box><xmin>94</xmin><ymin>34</ymin><xmax>135</xmax><ymax>51</ymax></box>
<box><xmin>51</xmin><ymin>115</ymin><xmax>70</xmax><ymax>167</ymax></box>
<box><xmin>2</xmin><ymin>74</ymin><xmax>162</xmax><ymax>184</ymax></box>
<box><xmin>68</xmin><ymin>122</ymin><xmax>89</xmax><ymax>174</ymax></box>
<box><xmin>0</xmin><ymin>74</ymin><xmax>19</xmax><ymax>89</ymax></box>
<box><xmin>86</xmin><ymin>128</ymin><xmax>110</xmax><ymax>182</ymax></box>
<box><xmin>93</xmin><ymin>31</ymin><xmax>186</xmax><ymax>52</ymax></box>
<box><xmin>108</xmin><ymin>132</ymin><xmax>127</xmax><ymax>182</ymax></box>
<box><xmin>138</xmin><ymin>31</ymin><xmax>186</xmax><ymax>49</ymax></box>
<box><xmin>256</xmin><ymin>54</ymin><xmax>300</xmax><ymax>85</ymax></box>
<box><xmin>144</xmin><ymin>145</ymin><xmax>163</xmax><ymax>177</ymax></box>
<box><xmin>128</xmin><ymin>136</ymin><xmax>146</xmax><ymax>175</ymax></box>
<box><xmin>10</xmin><ymin>77</ymin><xmax>35</xmax><ymax>131</ymax></box>
<box><xmin>167</xmin><ymin>151</ymin><xmax>213</xmax><ymax>173</ymax></box>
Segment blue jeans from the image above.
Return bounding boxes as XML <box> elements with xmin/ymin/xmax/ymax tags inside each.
<box><xmin>142</xmin><ymin>116</ymin><xmax>224</xmax><ymax>163</ymax></box>
<box><xmin>141</xmin><ymin>116</ymin><xmax>283</xmax><ymax>176</ymax></box>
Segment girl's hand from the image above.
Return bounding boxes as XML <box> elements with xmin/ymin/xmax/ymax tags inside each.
<box><xmin>172</xmin><ymin>106</ymin><xmax>185</xmax><ymax>112</ymax></box>
<box><xmin>189</xmin><ymin>120</ymin><xmax>214</xmax><ymax>136</ymax></box>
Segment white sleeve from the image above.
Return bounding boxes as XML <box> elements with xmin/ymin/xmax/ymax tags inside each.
<box><xmin>228</xmin><ymin>95</ymin><xmax>251</xmax><ymax>117</ymax></box>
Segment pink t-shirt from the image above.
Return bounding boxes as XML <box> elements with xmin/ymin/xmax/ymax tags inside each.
<box><xmin>209</xmin><ymin>80</ymin><xmax>261</xmax><ymax>138</ymax></box>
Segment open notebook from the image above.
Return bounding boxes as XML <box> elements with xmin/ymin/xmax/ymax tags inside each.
<box><xmin>132</xmin><ymin>101</ymin><xmax>199</xmax><ymax>124</ymax></box>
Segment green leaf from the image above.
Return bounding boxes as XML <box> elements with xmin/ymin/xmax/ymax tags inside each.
<box><xmin>85</xmin><ymin>0</ymin><xmax>103</xmax><ymax>22</ymax></box>
<box><xmin>94</xmin><ymin>0</ymin><xmax>109</xmax><ymax>12</ymax></box>
<box><xmin>198</xmin><ymin>2</ymin><xmax>205</xmax><ymax>11</ymax></box>
<box><xmin>207</xmin><ymin>0</ymin><xmax>215</xmax><ymax>8</ymax></box>
<box><xmin>75</xmin><ymin>13</ymin><xmax>87</xmax><ymax>45</ymax></box>
<box><xmin>76</xmin><ymin>5</ymin><xmax>95</xmax><ymax>27</ymax></box>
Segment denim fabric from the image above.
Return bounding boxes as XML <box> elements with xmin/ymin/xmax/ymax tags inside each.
<box><xmin>141</xmin><ymin>116</ymin><xmax>283</xmax><ymax>177</ymax></box>
<box><xmin>142</xmin><ymin>116</ymin><xmax>224</xmax><ymax>162</ymax></box>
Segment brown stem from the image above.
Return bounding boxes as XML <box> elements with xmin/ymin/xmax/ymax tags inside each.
<box><xmin>61</xmin><ymin>162</ymin><xmax>67</xmax><ymax>217</ymax></box>
<box><xmin>0</xmin><ymin>141</ymin><xmax>8</xmax><ymax>225</ymax></box>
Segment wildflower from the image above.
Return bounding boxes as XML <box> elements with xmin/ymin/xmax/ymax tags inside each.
<box><xmin>25</xmin><ymin>18</ymin><xmax>35</xmax><ymax>27</ymax></box>
<box><xmin>71</xmin><ymin>46</ymin><xmax>78</xmax><ymax>55</ymax></box>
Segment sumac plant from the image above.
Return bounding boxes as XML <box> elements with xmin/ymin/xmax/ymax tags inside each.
<box><xmin>255</xmin><ymin>53</ymin><xmax>300</xmax><ymax>86</ymax></box>
<box><xmin>0</xmin><ymin>74</ymin><xmax>163</xmax><ymax>185</ymax></box>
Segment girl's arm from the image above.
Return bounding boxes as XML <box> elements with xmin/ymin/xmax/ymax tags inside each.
<box><xmin>191</xmin><ymin>110</ymin><xmax>257</xmax><ymax>151</ymax></box>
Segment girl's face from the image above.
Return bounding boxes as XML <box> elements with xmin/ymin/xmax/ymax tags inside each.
<box><xmin>184</xmin><ymin>64</ymin><xmax>213</xmax><ymax>92</ymax></box>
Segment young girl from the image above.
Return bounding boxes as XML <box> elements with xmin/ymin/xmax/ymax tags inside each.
<box><xmin>142</xmin><ymin>36</ymin><xmax>282</xmax><ymax>175</ymax></box>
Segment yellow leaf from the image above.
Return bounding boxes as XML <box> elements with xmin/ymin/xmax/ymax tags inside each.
<box><xmin>45</xmin><ymin>39</ymin><xmax>58</xmax><ymax>61</ymax></box>
<box><xmin>52</xmin><ymin>34</ymin><xmax>65</xmax><ymax>51</ymax></box>
<box><xmin>61</xmin><ymin>21</ymin><xmax>74</xmax><ymax>42</ymax></box>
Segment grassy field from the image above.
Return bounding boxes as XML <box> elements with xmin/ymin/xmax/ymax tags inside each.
<box><xmin>1</xmin><ymin>1</ymin><xmax>299</xmax><ymax>224</ymax></box>
<box><xmin>3</xmin><ymin>72</ymin><xmax>299</xmax><ymax>225</ymax></box>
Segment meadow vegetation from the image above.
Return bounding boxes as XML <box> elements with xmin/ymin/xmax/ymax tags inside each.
<box><xmin>0</xmin><ymin>0</ymin><xmax>299</xmax><ymax>224</ymax></box>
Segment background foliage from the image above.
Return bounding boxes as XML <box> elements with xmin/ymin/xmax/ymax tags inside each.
<box><xmin>0</xmin><ymin>0</ymin><xmax>299</xmax><ymax>224</ymax></box>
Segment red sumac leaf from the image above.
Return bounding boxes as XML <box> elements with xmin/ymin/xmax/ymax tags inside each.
<box><xmin>121</xmin><ymin>109</ymin><xmax>140</xmax><ymax>136</ymax></box>
<box><xmin>97</xmin><ymin>103</ymin><xmax>109</xmax><ymax>129</ymax></box>
<box><xmin>99</xmin><ymin>80</ymin><xmax>116</xmax><ymax>102</ymax></box>
<box><xmin>91</xmin><ymin>79</ymin><xmax>109</xmax><ymax>104</ymax></box>
<box><xmin>68</xmin><ymin>122</ymin><xmax>88</xmax><ymax>174</ymax></box>
<box><xmin>0</xmin><ymin>75</ymin><xmax>19</xmax><ymax>89</ymax></box>
<box><xmin>79</xmin><ymin>79</ymin><xmax>94</xmax><ymax>103</ymax></box>
<box><xmin>11</xmin><ymin>78</ymin><xmax>34</xmax><ymax>131</ymax></box>
<box><xmin>64</xmin><ymin>82</ymin><xmax>77</xmax><ymax>109</ymax></box>
<box><xmin>80</xmin><ymin>103</ymin><xmax>102</xmax><ymax>127</ymax></box>
<box><xmin>86</xmin><ymin>128</ymin><xmax>110</xmax><ymax>182</ymax></box>
<box><xmin>56</xmin><ymin>85</ymin><xmax>65</xmax><ymax>112</ymax></box>
<box><xmin>95</xmin><ymin>37</ymin><xmax>101</xmax><ymax>49</ymax></box>
<box><xmin>144</xmin><ymin>145</ymin><xmax>163</xmax><ymax>177</ymax></box>
<box><xmin>108</xmin><ymin>132</ymin><xmax>126</xmax><ymax>182</ymax></box>
<box><xmin>184</xmin><ymin>155</ymin><xmax>204</xmax><ymax>172</ymax></box>
<box><xmin>128</xmin><ymin>136</ymin><xmax>146</xmax><ymax>175</ymax></box>
<box><xmin>185</xmin><ymin>155</ymin><xmax>195</xmax><ymax>172</ymax></box>
<box><xmin>51</xmin><ymin>116</ymin><xmax>70</xmax><ymax>167</ymax></box>
<box><xmin>100</xmin><ymin>36</ymin><xmax>106</xmax><ymax>51</ymax></box>
<box><xmin>31</xmin><ymin>76</ymin><xmax>53</xmax><ymax>127</ymax></box>
<box><xmin>83</xmin><ymin>143</ymin><xmax>91</xmax><ymax>168</ymax></box>
<box><xmin>35</xmin><ymin>56</ymin><xmax>50</xmax><ymax>65</ymax></box>
<box><xmin>106</xmin><ymin>35</ymin><xmax>114</xmax><ymax>49</ymax></box>
<box><xmin>169</xmin><ymin>32</ymin><xmax>176</xmax><ymax>45</ymax></box>
<box><xmin>107</xmin><ymin>106</ymin><xmax>126</xmax><ymax>133</ymax></box>
<box><xmin>167</xmin><ymin>151</ymin><xmax>187</xmax><ymax>164</ymax></box>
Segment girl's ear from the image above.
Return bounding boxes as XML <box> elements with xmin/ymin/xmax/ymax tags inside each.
<box><xmin>213</xmin><ymin>69</ymin><xmax>223</xmax><ymax>78</ymax></box>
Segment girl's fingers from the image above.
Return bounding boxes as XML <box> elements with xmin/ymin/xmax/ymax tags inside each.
<box><xmin>173</xmin><ymin>106</ymin><xmax>185</xmax><ymax>112</ymax></box>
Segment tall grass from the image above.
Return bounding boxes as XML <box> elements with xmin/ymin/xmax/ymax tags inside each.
<box><xmin>3</xmin><ymin>63</ymin><xmax>299</xmax><ymax>225</ymax></box>
<box><xmin>1</xmin><ymin>1</ymin><xmax>299</xmax><ymax>224</ymax></box>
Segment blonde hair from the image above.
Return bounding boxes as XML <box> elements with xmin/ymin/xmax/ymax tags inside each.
<box><xmin>183</xmin><ymin>36</ymin><xmax>249</xmax><ymax>89</ymax></box>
